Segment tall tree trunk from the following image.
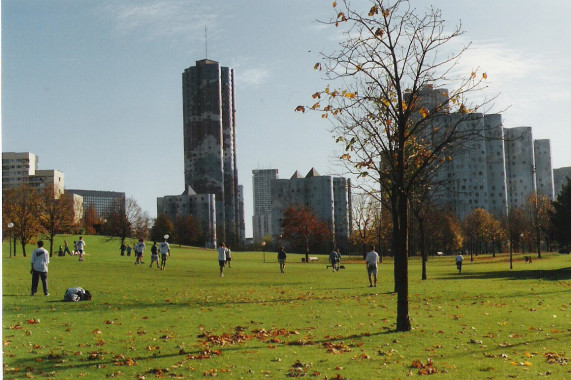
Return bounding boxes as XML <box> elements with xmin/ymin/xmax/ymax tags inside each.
<box><xmin>420</xmin><ymin>219</ymin><xmax>427</xmax><ymax>280</ymax></box>
<box><xmin>395</xmin><ymin>194</ymin><xmax>411</xmax><ymax>332</ymax></box>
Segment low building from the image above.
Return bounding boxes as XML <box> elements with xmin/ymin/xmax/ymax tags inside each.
<box><xmin>2</xmin><ymin>152</ymin><xmax>64</xmax><ymax>197</ymax></box>
<box><xmin>66</xmin><ymin>189</ymin><xmax>126</xmax><ymax>219</ymax></box>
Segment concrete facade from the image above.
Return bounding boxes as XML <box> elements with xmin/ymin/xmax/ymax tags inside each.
<box><xmin>252</xmin><ymin>169</ymin><xmax>278</xmax><ymax>243</ymax></box>
<box><xmin>66</xmin><ymin>189</ymin><xmax>126</xmax><ymax>218</ymax></box>
<box><xmin>533</xmin><ymin>139</ymin><xmax>555</xmax><ymax>200</ymax></box>
<box><xmin>504</xmin><ymin>127</ymin><xmax>536</xmax><ymax>209</ymax></box>
<box><xmin>157</xmin><ymin>186</ymin><xmax>217</xmax><ymax>247</ymax></box>
<box><xmin>158</xmin><ymin>59</ymin><xmax>244</xmax><ymax>247</ymax></box>
<box><xmin>270</xmin><ymin>168</ymin><xmax>351</xmax><ymax>252</ymax></box>
<box><xmin>2</xmin><ymin>152</ymin><xmax>64</xmax><ymax>197</ymax></box>
<box><xmin>553</xmin><ymin>167</ymin><xmax>571</xmax><ymax>200</ymax></box>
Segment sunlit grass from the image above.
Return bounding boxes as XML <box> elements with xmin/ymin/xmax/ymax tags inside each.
<box><xmin>2</xmin><ymin>235</ymin><xmax>570</xmax><ymax>378</ymax></box>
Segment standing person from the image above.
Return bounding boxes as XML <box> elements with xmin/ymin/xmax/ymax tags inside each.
<box><xmin>126</xmin><ymin>244</ymin><xmax>132</xmax><ymax>256</ymax></box>
<box><xmin>277</xmin><ymin>246</ymin><xmax>287</xmax><ymax>273</ymax></box>
<box><xmin>329</xmin><ymin>249</ymin><xmax>337</xmax><ymax>272</ymax></box>
<box><xmin>30</xmin><ymin>240</ymin><xmax>50</xmax><ymax>296</ymax></box>
<box><xmin>455</xmin><ymin>252</ymin><xmax>464</xmax><ymax>273</ymax></box>
<box><xmin>159</xmin><ymin>238</ymin><xmax>170</xmax><ymax>270</ymax></box>
<box><xmin>225</xmin><ymin>246</ymin><xmax>232</xmax><ymax>268</ymax></box>
<box><xmin>120</xmin><ymin>243</ymin><xmax>126</xmax><ymax>256</ymax></box>
<box><xmin>365</xmin><ymin>246</ymin><xmax>380</xmax><ymax>287</ymax></box>
<box><xmin>63</xmin><ymin>241</ymin><xmax>71</xmax><ymax>256</ymax></box>
<box><xmin>149</xmin><ymin>242</ymin><xmax>159</xmax><ymax>268</ymax></box>
<box><xmin>134</xmin><ymin>239</ymin><xmax>146</xmax><ymax>265</ymax></box>
<box><xmin>76</xmin><ymin>236</ymin><xmax>86</xmax><ymax>261</ymax></box>
<box><xmin>217</xmin><ymin>242</ymin><xmax>228</xmax><ymax>277</ymax></box>
<box><xmin>73</xmin><ymin>241</ymin><xmax>78</xmax><ymax>255</ymax></box>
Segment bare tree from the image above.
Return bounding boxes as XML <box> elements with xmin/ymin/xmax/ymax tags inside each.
<box><xmin>40</xmin><ymin>189</ymin><xmax>76</xmax><ymax>256</ymax></box>
<box><xmin>101</xmin><ymin>197</ymin><xmax>148</xmax><ymax>246</ymax></box>
<box><xmin>525</xmin><ymin>193</ymin><xmax>553</xmax><ymax>259</ymax></box>
<box><xmin>299</xmin><ymin>0</ymin><xmax>493</xmax><ymax>331</ymax></box>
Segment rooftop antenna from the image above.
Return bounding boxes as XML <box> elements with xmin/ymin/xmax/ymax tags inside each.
<box><xmin>205</xmin><ymin>25</ymin><xmax>208</xmax><ymax>59</ymax></box>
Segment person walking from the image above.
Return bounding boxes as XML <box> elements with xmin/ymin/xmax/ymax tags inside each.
<box><xmin>217</xmin><ymin>242</ymin><xmax>228</xmax><ymax>277</ymax></box>
<box><xmin>76</xmin><ymin>236</ymin><xmax>86</xmax><ymax>261</ymax></box>
<box><xmin>63</xmin><ymin>240</ymin><xmax>71</xmax><ymax>256</ymax></box>
<box><xmin>277</xmin><ymin>246</ymin><xmax>287</xmax><ymax>273</ymax></box>
<box><xmin>365</xmin><ymin>246</ymin><xmax>380</xmax><ymax>287</ymax></box>
<box><xmin>134</xmin><ymin>239</ymin><xmax>146</xmax><ymax>265</ymax></box>
<box><xmin>455</xmin><ymin>252</ymin><xmax>464</xmax><ymax>273</ymax></box>
<box><xmin>30</xmin><ymin>240</ymin><xmax>50</xmax><ymax>296</ymax></box>
<box><xmin>120</xmin><ymin>243</ymin><xmax>126</xmax><ymax>256</ymax></box>
<box><xmin>159</xmin><ymin>238</ymin><xmax>170</xmax><ymax>270</ymax></box>
<box><xmin>225</xmin><ymin>246</ymin><xmax>232</xmax><ymax>268</ymax></box>
<box><xmin>149</xmin><ymin>242</ymin><xmax>160</xmax><ymax>268</ymax></box>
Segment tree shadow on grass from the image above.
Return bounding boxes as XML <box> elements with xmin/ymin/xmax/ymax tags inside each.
<box><xmin>439</xmin><ymin>267</ymin><xmax>571</xmax><ymax>281</ymax></box>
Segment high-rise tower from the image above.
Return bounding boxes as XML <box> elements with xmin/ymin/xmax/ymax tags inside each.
<box><xmin>181</xmin><ymin>59</ymin><xmax>243</xmax><ymax>246</ymax></box>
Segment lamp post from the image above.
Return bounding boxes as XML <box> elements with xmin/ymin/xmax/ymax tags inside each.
<box><xmin>521</xmin><ymin>232</ymin><xmax>525</xmax><ymax>254</ymax></box>
<box><xmin>7</xmin><ymin>222</ymin><xmax>14</xmax><ymax>257</ymax></box>
<box><xmin>261</xmin><ymin>241</ymin><xmax>266</xmax><ymax>263</ymax></box>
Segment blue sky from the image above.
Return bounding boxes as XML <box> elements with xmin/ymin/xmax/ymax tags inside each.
<box><xmin>3</xmin><ymin>0</ymin><xmax>571</xmax><ymax>237</ymax></box>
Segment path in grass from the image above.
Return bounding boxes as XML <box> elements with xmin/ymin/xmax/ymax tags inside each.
<box><xmin>3</xmin><ymin>236</ymin><xmax>570</xmax><ymax>378</ymax></box>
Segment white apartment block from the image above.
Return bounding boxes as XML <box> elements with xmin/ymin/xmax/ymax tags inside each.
<box><xmin>2</xmin><ymin>152</ymin><xmax>64</xmax><ymax>197</ymax></box>
<box><xmin>504</xmin><ymin>127</ymin><xmax>536</xmax><ymax>209</ymax></box>
<box><xmin>252</xmin><ymin>169</ymin><xmax>278</xmax><ymax>243</ymax></box>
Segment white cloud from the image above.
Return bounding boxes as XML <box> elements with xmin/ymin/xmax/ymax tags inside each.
<box><xmin>235</xmin><ymin>67</ymin><xmax>270</xmax><ymax>88</ymax></box>
<box><xmin>99</xmin><ymin>0</ymin><xmax>224</xmax><ymax>42</ymax></box>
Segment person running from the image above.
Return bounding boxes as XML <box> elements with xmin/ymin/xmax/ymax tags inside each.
<box><xmin>63</xmin><ymin>241</ymin><xmax>72</xmax><ymax>256</ymax></box>
<box><xmin>277</xmin><ymin>246</ymin><xmax>287</xmax><ymax>273</ymax></box>
<box><xmin>365</xmin><ymin>246</ymin><xmax>380</xmax><ymax>287</ymax></box>
<box><xmin>134</xmin><ymin>239</ymin><xmax>146</xmax><ymax>265</ymax></box>
<box><xmin>225</xmin><ymin>246</ymin><xmax>232</xmax><ymax>268</ymax></box>
<box><xmin>76</xmin><ymin>237</ymin><xmax>86</xmax><ymax>261</ymax></box>
<box><xmin>217</xmin><ymin>242</ymin><xmax>228</xmax><ymax>277</ymax></box>
<box><xmin>149</xmin><ymin>242</ymin><xmax>159</xmax><ymax>268</ymax></box>
<box><xmin>159</xmin><ymin>238</ymin><xmax>170</xmax><ymax>270</ymax></box>
<box><xmin>455</xmin><ymin>252</ymin><xmax>464</xmax><ymax>273</ymax></box>
<box><xmin>30</xmin><ymin>240</ymin><xmax>50</xmax><ymax>296</ymax></box>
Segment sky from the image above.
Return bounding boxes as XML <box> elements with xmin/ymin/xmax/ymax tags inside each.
<box><xmin>2</xmin><ymin>0</ymin><xmax>571</xmax><ymax>237</ymax></box>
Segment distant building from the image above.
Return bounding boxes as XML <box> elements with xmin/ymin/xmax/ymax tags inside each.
<box><xmin>534</xmin><ymin>139</ymin><xmax>555</xmax><ymax>200</ymax></box>
<box><xmin>2</xmin><ymin>152</ymin><xmax>64</xmax><ymax>197</ymax></box>
<box><xmin>270</xmin><ymin>168</ymin><xmax>351</xmax><ymax>252</ymax></box>
<box><xmin>553</xmin><ymin>167</ymin><xmax>571</xmax><ymax>200</ymax></box>
<box><xmin>66</xmin><ymin>189</ymin><xmax>125</xmax><ymax>219</ymax></box>
<box><xmin>504</xmin><ymin>127</ymin><xmax>536</xmax><ymax>209</ymax></box>
<box><xmin>252</xmin><ymin>169</ymin><xmax>278</xmax><ymax>243</ymax></box>
<box><xmin>158</xmin><ymin>58</ymin><xmax>245</xmax><ymax>247</ymax></box>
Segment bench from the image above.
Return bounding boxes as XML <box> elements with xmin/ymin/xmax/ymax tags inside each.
<box><xmin>302</xmin><ymin>257</ymin><xmax>319</xmax><ymax>262</ymax></box>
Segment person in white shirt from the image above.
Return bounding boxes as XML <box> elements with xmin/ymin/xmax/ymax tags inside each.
<box><xmin>159</xmin><ymin>239</ymin><xmax>170</xmax><ymax>270</ymax></box>
<box><xmin>217</xmin><ymin>242</ymin><xmax>228</xmax><ymax>277</ymax></box>
<box><xmin>365</xmin><ymin>247</ymin><xmax>380</xmax><ymax>288</ymax></box>
<box><xmin>76</xmin><ymin>236</ymin><xmax>86</xmax><ymax>261</ymax></box>
<box><xmin>134</xmin><ymin>239</ymin><xmax>146</xmax><ymax>265</ymax></box>
<box><xmin>30</xmin><ymin>241</ymin><xmax>50</xmax><ymax>296</ymax></box>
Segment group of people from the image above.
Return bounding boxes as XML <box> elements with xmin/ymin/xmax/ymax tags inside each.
<box><xmin>217</xmin><ymin>242</ymin><xmax>232</xmax><ymax>276</ymax></box>
<box><xmin>57</xmin><ymin>237</ymin><xmax>86</xmax><ymax>261</ymax></box>
<box><xmin>328</xmin><ymin>248</ymin><xmax>342</xmax><ymax>272</ymax></box>
<box><xmin>122</xmin><ymin>238</ymin><xmax>171</xmax><ymax>270</ymax></box>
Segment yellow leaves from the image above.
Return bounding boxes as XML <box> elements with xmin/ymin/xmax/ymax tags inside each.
<box><xmin>26</xmin><ymin>319</ymin><xmax>40</xmax><ymax>325</ymax></box>
<box><xmin>344</xmin><ymin>92</ymin><xmax>356</xmax><ymax>99</ymax></box>
<box><xmin>340</xmin><ymin>153</ymin><xmax>351</xmax><ymax>160</ymax></box>
<box><xmin>368</xmin><ymin>6</ymin><xmax>378</xmax><ymax>16</ymax></box>
<box><xmin>375</xmin><ymin>27</ymin><xmax>384</xmax><ymax>38</ymax></box>
<box><xmin>322</xmin><ymin>114</ymin><xmax>328</xmax><ymax>119</ymax></box>
<box><xmin>311</xmin><ymin>102</ymin><xmax>320</xmax><ymax>110</ymax></box>
<box><xmin>312</xmin><ymin>92</ymin><xmax>321</xmax><ymax>99</ymax></box>
<box><xmin>482</xmin><ymin>72</ymin><xmax>488</xmax><ymax>79</ymax></box>
<box><xmin>295</xmin><ymin>105</ymin><xmax>305</xmax><ymax>113</ymax></box>
<box><xmin>418</xmin><ymin>107</ymin><xmax>429</xmax><ymax>118</ymax></box>
<box><xmin>313</xmin><ymin>62</ymin><xmax>321</xmax><ymax>71</ymax></box>
<box><xmin>383</xmin><ymin>9</ymin><xmax>390</xmax><ymax>17</ymax></box>
<box><xmin>337</xmin><ymin>12</ymin><xmax>347</xmax><ymax>22</ymax></box>
<box><xmin>332</xmin><ymin>1</ymin><xmax>337</xmax><ymax>7</ymax></box>
<box><xmin>411</xmin><ymin>359</ymin><xmax>439</xmax><ymax>375</ymax></box>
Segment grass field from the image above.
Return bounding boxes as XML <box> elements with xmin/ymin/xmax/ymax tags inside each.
<box><xmin>2</xmin><ymin>235</ymin><xmax>570</xmax><ymax>379</ymax></box>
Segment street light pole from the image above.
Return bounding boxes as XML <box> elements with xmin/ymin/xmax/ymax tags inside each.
<box><xmin>7</xmin><ymin>222</ymin><xmax>14</xmax><ymax>258</ymax></box>
<box><xmin>262</xmin><ymin>241</ymin><xmax>266</xmax><ymax>263</ymax></box>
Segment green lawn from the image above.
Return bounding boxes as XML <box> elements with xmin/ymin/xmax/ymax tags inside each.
<box><xmin>2</xmin><ymin>235</ymin><xmax>570</xmax><ymax>379</ymax></box>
